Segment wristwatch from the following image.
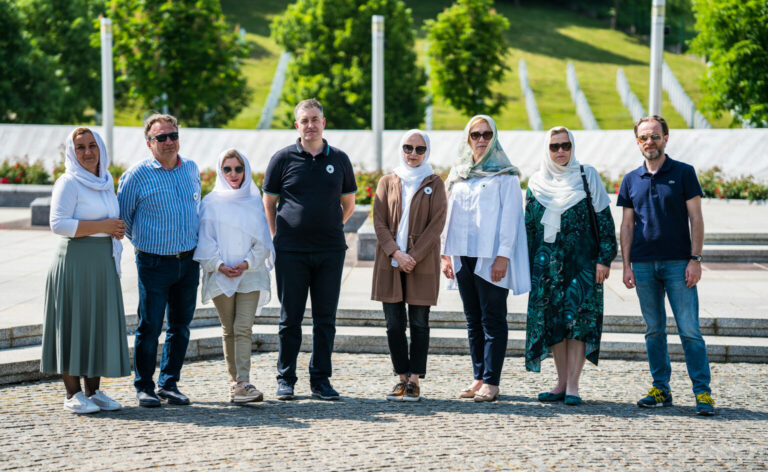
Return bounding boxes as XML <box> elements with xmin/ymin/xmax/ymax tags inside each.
<box><xmin>690</xmin><ymin>254</ymin><xmax>703</xmax><ymax>263</ymax></box>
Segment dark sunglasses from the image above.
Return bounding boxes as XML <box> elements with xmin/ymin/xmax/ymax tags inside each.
<box><xmin>222</xmin><ymin>166</ymin><xmax>244</xmax><ymax>174</ymax></box>
<box><xmin>637</xmin><ymin>134</ymin><xmax>663</xmax><ymax>143</ymax></box>
<box><xmin>148</xmin><ymin>132</ymin><xmax>179</xmax><ymax>143</ymax></box>
<box><xmin>402</xmin><ymin>144</ymin><xmax>427</xmax><ymax>155</ymax></box>
<box><xmin>549</xmin><ymin>142</ymin><xmax>572</xmax><ymax>152</ymax></box>
<box><xmin>469</xmin><ymin>131</ymin><xmax>494</xmax><ymax>141</ymax></box>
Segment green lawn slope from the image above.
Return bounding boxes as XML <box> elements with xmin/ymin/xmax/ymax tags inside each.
<box><xmin>117</xmin><ymin>0</ymin><xmax>728</xmax><ymax>130</ymax></box>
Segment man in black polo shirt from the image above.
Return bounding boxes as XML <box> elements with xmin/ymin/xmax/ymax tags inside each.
<box><xmin>263</xmin><ymin>99</ymin><xmax>357</xmax><ymax>401</ymax></box>
<box><xmin>617</xmin><ymin>115</ymin><xmax>714</xmax><ymax>416</ymax></box>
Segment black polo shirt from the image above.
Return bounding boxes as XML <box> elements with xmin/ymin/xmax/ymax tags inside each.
<box><xmin>617</xmin><ymin>155</ymin><xmax>703</xmax><ymax>262</ymax></box>
<box><xmin>263</xmin><ymin>138</ymin><xmax>357</xmax><ymax>252</ymax></box>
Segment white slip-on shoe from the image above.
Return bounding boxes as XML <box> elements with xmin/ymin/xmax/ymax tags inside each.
<box><xmin>63</xmin><ymin>391</ymin><xmax>100</xmax><ymax>414</ymax></box>
<box><xmin>88</xmin><ymin>390</ymin><xmax>122</xmax><ymax>411</ymax></box>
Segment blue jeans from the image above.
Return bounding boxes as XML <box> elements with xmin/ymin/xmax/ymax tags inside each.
<box><xmin>133</xmin><ymin>252</ymin><xmax>199</xmax><ymax>392</ymax></box>
<box><xmin>456</xmin><ymin>256</ymin><xmax>509</xmax><ymax>386</ymax></box>
<box><xmin>633</xmin><ymin>260</ymin><xmax>711</xmax><ymax>395</ymax></box>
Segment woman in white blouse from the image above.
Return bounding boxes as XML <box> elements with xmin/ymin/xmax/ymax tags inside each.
<box><xmin>194</xmin><ymin>149</ymin><xmax>274</xmax><ymax>404</ymax></box>
<box><xmin>42</xmin><ymin>128</ymin><xmax>131</xmax><ymax>414</ymax></box>
<box><xmin>441</xmin><ymin>115</ymin><xmax>531</xmax><ymax>402</ymax></box>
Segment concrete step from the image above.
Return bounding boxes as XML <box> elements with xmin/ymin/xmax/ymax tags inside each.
<box><xmin>2</xmin><ymin>324</ymin><xmax>766</xmax><ymax>385</ymax></box>
<box><xmin>3</xmin><ymin>306</ymin><xmax>767</xmax><ymax>350</ymax></box>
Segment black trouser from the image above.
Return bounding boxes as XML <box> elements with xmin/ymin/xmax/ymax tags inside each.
<box><xmin>382</xmin><ymin>273</ymin><xmax>431</xmax><ymax>378</ymax></box>
<box><xmin>455</xmin><ymin>256</ymin><xmax>509</xmax><ymax>386</ymax></box>
<box><xmin>275</xmin><ymin>250</ymin><xmax>345</xmax><ymax>386</ymax></box>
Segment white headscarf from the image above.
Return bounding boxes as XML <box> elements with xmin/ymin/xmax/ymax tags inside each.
<box><xmin>391</xmin><ymin>130</ymin><xmax>433</xmax><ymax>267</ymax></box>
<box><xmin>527</xmin><ymin>127</ymin><xmax>611</xmax><ymax>243</ymax></box>
<box><xmin>194</xmin><ymin>149</ymin><xmax>275</xmax><ymax>298</ymax></box>
<box><xmin>64</xmin><ymin>129</ymin><xmax>123</xmax><ymax>277</ymax></box>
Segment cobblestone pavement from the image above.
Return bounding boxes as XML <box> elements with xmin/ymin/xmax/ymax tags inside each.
<box><xmin>1</xmin><ymin>353</ymin><xmax>767</xmax><ymax>471</ymax></box>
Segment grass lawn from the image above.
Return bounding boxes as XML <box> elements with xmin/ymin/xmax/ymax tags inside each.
<box><xmin>116</xmin><ymin>0</ymin><xmax>730</xmax><ymax>130</ymax></box>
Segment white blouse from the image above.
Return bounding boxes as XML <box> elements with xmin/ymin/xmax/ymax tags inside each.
<box><xmin>441</xmin><ymin>174</ymin><xmax>531</xmax><ymax>294</ymax></box>
<box><xmin>196</xmin><ymin>229</ymin><xmax>272</xmax><ymax>305</ymax></box>
<box><xmin>49</xmin><ymin>174</ymin><xmax>112</xmax><ymax>238</ymax></box>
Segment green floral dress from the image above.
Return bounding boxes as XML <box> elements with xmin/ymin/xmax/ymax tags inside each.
<box><xmin>524</xmin><ymin>189</ymin><xmax>617</xmax><ymax>372</ymax></box>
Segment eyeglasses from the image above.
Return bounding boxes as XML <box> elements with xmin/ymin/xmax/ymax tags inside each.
<box><xmin>469</xmin><ymin>131</ymin><xmax>494</xmax><ymax>141</ymax></box>
<box><xmin>222</xmin><ymin>166</ymin><xmax>244</xmax><ymax>174</ymax></box>
<box><xmin>549</xmin><ymin>142</ymin><xmax>572</xmax><ymax>152</ymax></box>
<box><xmin>637</xmin><ymin>134</ymin><xmax>663</xmax><ymax>143</ymax></box>
<box><xmin>148</xmin><ymin>132</ymin><xmax>179</xmax><ymax>143</ymax></box>
<box><xmin>402</xmin><ymin>144</ymin><xmax>427</xmax><ymax>155</ymax></box>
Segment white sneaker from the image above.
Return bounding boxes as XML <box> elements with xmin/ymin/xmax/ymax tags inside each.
<box><xmin>88</xmin><ymin>390</ymin><xmax>122</xmax><ymax>411</ymax></box>
<box><xmin>63</xmin><ymin>391</ymin><xmax>100</xmax><ymax>414</ymax></box>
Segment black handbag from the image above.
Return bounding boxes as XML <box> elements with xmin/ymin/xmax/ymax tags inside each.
<box><xmin>580</xmin><ymin>165</ymin><xmax>600</xmax><ymax>256</ymax></box>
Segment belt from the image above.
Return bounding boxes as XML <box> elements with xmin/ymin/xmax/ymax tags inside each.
<box><xmin>136</xmin><ymin>248</ymin><xmax>196</xmax><ymax>259</ymax></box>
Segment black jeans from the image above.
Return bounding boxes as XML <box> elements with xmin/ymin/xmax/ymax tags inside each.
<box><xmin>275</xmin><ymin>250</ymin><xmax>345</xmax><ymax>386</ymax></box>
<box><xmin>382</xmin><ymin>274</ymin><xmax>431</xmax><ymax>378</ymax></box>
<box><xmin>455</xmin><ymin>256</ymin><xmax>509</xmax><ymax>386</ymax></box>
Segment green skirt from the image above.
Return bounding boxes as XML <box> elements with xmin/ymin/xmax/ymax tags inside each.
<box><xmin>41</xmin><ymin>237</ymin><xmax>131</xmax><ymax>378</ymax></box>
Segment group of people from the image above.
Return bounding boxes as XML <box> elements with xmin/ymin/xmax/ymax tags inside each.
<box><xmin>41</xmin><ymin>98</ymin><xmax>715</xmax><ymax>417</ymax></box>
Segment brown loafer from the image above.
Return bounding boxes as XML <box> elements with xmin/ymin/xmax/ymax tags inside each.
<box><xmin>473</xmin><ymin>390</ymin><xmax>500</xmax><ymax>402</ymax></box>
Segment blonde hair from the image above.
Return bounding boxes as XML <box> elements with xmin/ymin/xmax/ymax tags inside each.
<box><xmin>466</xmin><ymin>116</ymin><xmax>491</xmax><ymax>145</ymax></box>
<box><xmin>221</xmin><ymin>149</ymin><xmax>244</xmax><ymax>167</ymax></box>
<box><xmin>550</xmin><ymin>127</ymin><xmax>569</xmax><ymax>137</ymax></box>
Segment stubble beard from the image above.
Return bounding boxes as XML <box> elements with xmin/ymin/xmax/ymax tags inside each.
<box><xmin>642</xmin><ymin>149</ymin><xmax>662</xmax><ymax>160</ymax></box>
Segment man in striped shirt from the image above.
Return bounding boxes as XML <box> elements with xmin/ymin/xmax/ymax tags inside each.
<box><xmin>117</xmin><ymin>114</ymin><xmax>201</xmax><ymax>408</ymax></box>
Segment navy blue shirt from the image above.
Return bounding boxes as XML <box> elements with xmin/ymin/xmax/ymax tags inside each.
<box><xmin>263</xmin><ymin>139</ymin><xmax>357</xmax><ymax>252</ymax></box>
<box><xmin>617</xmin><ymin>156</ymin><xmax>703</xmax><ymax>262</ymax></box>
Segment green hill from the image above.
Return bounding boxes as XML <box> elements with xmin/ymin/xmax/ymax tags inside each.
<box><xmin>118</xmin><ymin>0</ymin><xmax>729</xmax><ymax>130</ymax></box>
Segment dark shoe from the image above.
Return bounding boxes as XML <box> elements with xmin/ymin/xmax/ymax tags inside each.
<box><xmin>403</xmin><ymin>382</ymin><xmax>421</xmax><ymax>402</ymax></box>
<box><xmin>637</xmin><ymin>387</ymin><xmax>673</xmax><ymax>408</ymax></box>
<box><xmin>136</xmin><ymin>390</ymin><xmax>161</xmax><ymax>408</ymax></box>
<box><xmin>276</xmin><ymin>382</ymin><xmax>295</xmax><ymax>401</ymax></box>
<box><xmin>538</xmin><ymin>391</ymin><xmax>566</xmax><ymax>402</ymax></box>
<box><xmin>564</xmin><ymin>395</ymin><xmax>582</xmax><ymax>406</ymax></box>
<box><xmin>695</xmin><ymin>393</ymin><xmax>716</xmax><ymax>416</ymax></box>
<box><xmin>311</xmin><ymin>382</ymin><xmax>340</xmax><ymax>401</ymax></box>
<box><xmin>386</xmin><ymin>381</ymin><xmax>407</xmax><ymax>401</ymax></box>
<box><xmin>156</xmin><ymin>386</ymin><xmax>190</xmax><ymax>405</ymax></box>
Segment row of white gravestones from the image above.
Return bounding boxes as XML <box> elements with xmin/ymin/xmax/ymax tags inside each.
<box><xmin>257</xmin><ymin>51</ymin><xmax>292</xmax><ymax>130</ymax></box>
<box><xmin>616</xmin><ymin>68</ymin><xmax>647</xmax><ymax>122</ymax></box>
<box><xmin>566</xmin><ymin>62</ymin><xmax>600</xmax><ymax>130</ymax></box>
<box><xmin>518</xmin><ymin>59</ymin><xmax>543</xmax><ymax>131</ymax></box>
<box><xmin>662</xmin><ymin>61</ymin><xmax>711</xmax><ymax>129</ymax></box>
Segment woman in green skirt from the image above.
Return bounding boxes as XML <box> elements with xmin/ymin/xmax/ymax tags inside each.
<box><xmin>42</xmin><ymin>127</ymin><xmax>131</xmax><ymax>414</ymax></box>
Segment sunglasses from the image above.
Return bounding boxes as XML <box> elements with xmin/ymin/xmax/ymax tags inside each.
<box><xmin>637</xmin><ymin>134</ymin><xmax>663</xmax><ymax>143</ymax></box>
<box><xmin>469</xmin><ymin>131</ymin><xmax>494</xmax><ymax>141</ymax></box>
<box><xmin>148</xmin><ymin>132</ymin><xmax>179</xmax><ymax>143</ymax></box>
<box><xmin>403</xmin><ymin>144</ymin><xmax>427</xmax><ymax>155</ymax></box>
<box><xmin>222</xmin><ymin>166</ymin><xmax>244</xmax><ymax>174</ymax></box>
<box><xmin>549</xmin><ymin>142</ymin><xmax>572</xmax><ymax>152</ymax></box>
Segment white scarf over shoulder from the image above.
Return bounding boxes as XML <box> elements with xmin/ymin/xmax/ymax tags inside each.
<box><xmin>391</xmin><ymin>129</ymin><xmax>434</xmax><ymax>267</ymax></box>
<box><xmin>194</xmin><ymin>149</ymin><xmax>274</xmax><ymax>299</ymax></box>
<box><xmin>64</xmin><ymin>129</ymin><xmax>123</xmax><ymax>277</ymax></box>
<box><xmin>527</xmin><ymin>127</ymin><xmax>610</xmax><ymax>243</ymax></box>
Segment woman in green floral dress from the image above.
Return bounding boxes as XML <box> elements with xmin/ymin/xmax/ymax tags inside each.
<box><xmin>525</xmin><ymin>127</ymin><xmax>617</xmax><ymax>405</ymax></box>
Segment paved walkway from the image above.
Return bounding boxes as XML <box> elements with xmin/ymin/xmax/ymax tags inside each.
<box><xmin>1</xmin><ymin>352</ymin><xmax>766</xmax><ymax>471</ymax></box>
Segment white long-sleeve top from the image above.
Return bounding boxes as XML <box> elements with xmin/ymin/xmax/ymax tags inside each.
<box><xmin>195</xmin><ymin>223</ymin><xmax>272</xmax><ymax>305</ymax></box>
<box><xmin>441</xmin><ymin>174</ymin><xmax>531</xmax><ymax>294</ymax></box>
<box><xmin>49</xmin><ymin>174</ymin><xmax>111</xmax><ymax>238</ymax></box>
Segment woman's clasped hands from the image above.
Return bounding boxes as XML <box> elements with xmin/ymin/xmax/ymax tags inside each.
<box><xmin>392</xmin><ymin>250</ymin><xmax>416</xmax><ymax>273</ymax></box>
<box><xmin>103</xmin><ymin>218</ymin><xmax>126</xmax><ymax>239</ymax></box>
<box><xmin>218</xmin><ymin>261</ymin><xmax>249</xmax><ymax>278</ymax></box>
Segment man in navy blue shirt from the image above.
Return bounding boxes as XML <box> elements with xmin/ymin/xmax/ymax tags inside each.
<box><xmin>263</xmin><ymin>99</ymin><xmax>356</xmax><ymax>401</ymax></box>
<box><xmin>617</xmin><ymin>115</ymin><xmax>714</xmax><ymax>416</ymax></box>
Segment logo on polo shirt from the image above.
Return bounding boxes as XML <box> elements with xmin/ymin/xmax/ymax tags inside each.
<box><xmin>424</xmin><ymin>187</ymin><xmax>433</xmax><ymax>195</ymax></box>
<box><xmin>669</xmin><ymin>180</ymin><xmax>675</xmax><ymax>184</ymax></box>
<box><xmin>326</xmin><ymin>164</ymin><xmax>334</xmax><ymax>174</ymax></box>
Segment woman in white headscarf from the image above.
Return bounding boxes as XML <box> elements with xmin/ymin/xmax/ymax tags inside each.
<box><xmin>42</xmin><ymin>127</ymin><xmax>131</xmax><ymax>414</ymax></box>
<box><xmin>194</xmin><ymin>149</ymin><xmax>274</xmax><ymax>404</ymax></box>
<box><xmin>441</xmin><ymin>115</ymin><xmax>530</xmax><ymax>402</ymax></box>
<box><xmin>525</xmin><ymin>127</ymin><xmax>617</xmax><ymax>406</ymax></box>
<box><xmin>371</xmin><ymin>129</ymin><xmax>447</xmax><ymax>402</ymax></box>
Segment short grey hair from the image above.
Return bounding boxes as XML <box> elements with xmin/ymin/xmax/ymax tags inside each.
<box><xmin>144</xmin><ymin>114</ymin><xmax>178</xmax><ymax>140</ymax></box>
<box><xmin>293</xmin><ymin>99</ymin><xmax>323</xmax><ymax>120</ymax></box>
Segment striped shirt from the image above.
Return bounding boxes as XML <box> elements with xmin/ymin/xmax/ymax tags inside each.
<box><xmin>117</xmin><ymin>156</ymin><xmax>200</xmax><ymax>255</ymax></box>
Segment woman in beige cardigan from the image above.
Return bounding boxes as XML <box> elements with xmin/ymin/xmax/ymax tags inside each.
<box><xmin>371</xmin><ymin>129</ymin><xmax>447</xmax><ymax>402</ymax></box>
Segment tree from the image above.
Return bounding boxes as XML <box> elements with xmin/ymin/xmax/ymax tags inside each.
<box><xmin>690</xmin><ymin>0</ymin><xmax>768</xmax><ymax>126</ymax></box>
<box><xmin>17</xmin><ymin>0</ymin><xmax>106</xmax><ymax>123</ymax></box>
<box><xmin>425</xmin><ymin>0</ymin><xmax>510</xmax><ymax>117</ymax></box>
<box><xmin>271</xmin><ymin>0</ymin><xmax>426</xmax><ymax>129</ymax></box>
<box><xmin>108</xmin><ymin>0</ymin><xmax>251</xmax><ymax>128</ymax></box>
<box><xmin>0</xmin><ymin>0</ymin><xmax>62</xmax><ymax>123</ymax></box>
